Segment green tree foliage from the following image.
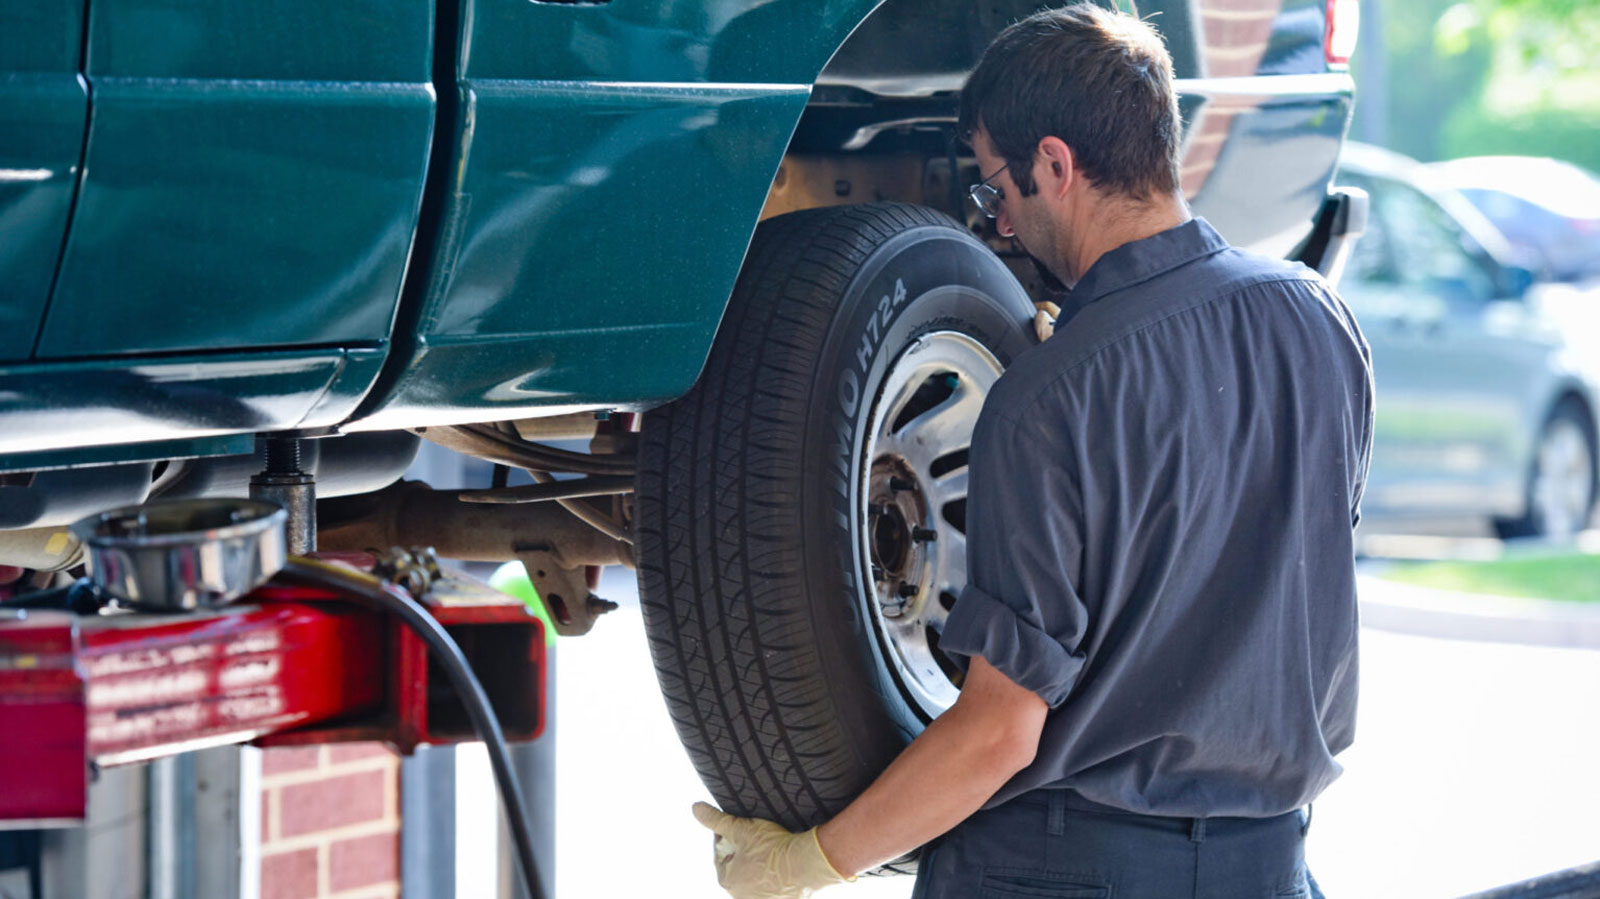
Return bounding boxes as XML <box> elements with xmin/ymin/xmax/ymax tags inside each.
<box><xmin>1354</xmin><ymin>0</ymin><xmax>1600</xmax><ymax>169</ymax></box>
<box><xmin>1351</xmin><ymin>0</ymin><xmax>1491</xmax><ymax>161</ymax></box>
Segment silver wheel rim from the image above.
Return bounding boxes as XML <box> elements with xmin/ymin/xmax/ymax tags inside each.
<box><xmin>860</xmin><ymin>331</ymin><xmax>1003</xmax><ymax>718</ymax></box>
<box><xmin>1532</xmin><ymin>418</ymin><xmax>1593</xmax><ymax>540</ymax></box>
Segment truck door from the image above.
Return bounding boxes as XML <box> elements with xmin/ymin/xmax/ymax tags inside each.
<box><xmin>33</xmin><ymin>0</ymin><xmax>434</xmax><ymax>358</ymax></box>
<box><xmin>0</xmin><ymin>2</ymin><xmax>88</xmax><ymax>362</ymax></box>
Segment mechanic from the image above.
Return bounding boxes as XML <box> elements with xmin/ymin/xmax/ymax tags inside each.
<box><xmin>691</xmin><ymin>5</ymin><xmax>1374</xmax><ymax>897</ymax></box>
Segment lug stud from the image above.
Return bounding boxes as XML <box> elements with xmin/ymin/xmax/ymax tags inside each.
<box><xmin>911</xmin><ymin>527</ymin><xmax>938</xmax><ymax>543</ymax></box>
<box><xmin>889</xmin><ymin>477</ymin><xmax>915</xmax><ymax>492</ymax></box>
<box><xmin>897</xmin><ymin>583</ymin><xmax>919</xmax><ymax>598</ymax></box>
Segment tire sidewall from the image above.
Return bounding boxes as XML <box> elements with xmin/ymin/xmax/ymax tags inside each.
<box><xmin>1532</xmin><ymin>402</ymin><xmax>1599</xmax><ymax>536</ymax></box>
<box><xmin>796</xmin><ymin>221</ymin><xmax>1035</xmax><ymax>744</ymax></box>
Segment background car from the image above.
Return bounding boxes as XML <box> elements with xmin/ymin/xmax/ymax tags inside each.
<box><xmin>1336</xmin><ymin>142</ymin><xmax>1599</xmax><ymax>540</ymax></box>
<box><xmin>1426</xmin><ymin>155</ymin><xmax>1600</xmax><ymax>285</ymax></box>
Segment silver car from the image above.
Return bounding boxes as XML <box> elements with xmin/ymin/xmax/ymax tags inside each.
<box><xmin>1426</xmin><ymin>155</ymin><xmax>1600</xmax><ymax>285</ymax></box>
<box><xmin>1335</xmin><ymin>143</ymin><xmax>1598</xmax><ymax>539</ymax></box>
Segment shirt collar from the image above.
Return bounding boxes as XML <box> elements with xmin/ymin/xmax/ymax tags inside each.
<box><xmin>1066</xmin><ymin>217</ymin><xmax>1229</xmax><ymax>307</ymax></box>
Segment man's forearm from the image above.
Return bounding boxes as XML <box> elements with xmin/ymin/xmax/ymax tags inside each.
<box><xmin>814</xmin><ymin>703</ymin><xmax>1031</xmax><ymax>877</ymax></box>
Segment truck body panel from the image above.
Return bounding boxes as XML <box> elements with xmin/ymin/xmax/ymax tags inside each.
<box><xmin>0</xmin><ymin>0</ymin><xmax>1352</xmax><ymax>468</ymax></box>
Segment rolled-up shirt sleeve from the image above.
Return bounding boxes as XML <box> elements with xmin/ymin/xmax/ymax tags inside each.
<box><xmin>938</xmin><ymin>402</ymin><xmax>1089</xmax><ymax>709</ymax></box>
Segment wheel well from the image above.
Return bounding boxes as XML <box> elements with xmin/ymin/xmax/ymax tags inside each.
<box><xmin>752</xmin><ymin>0</ymin><xmax>1090</xmax><ymax>294</ymax></box>
<box><xmin>758</xmin><ymin>154</ymin><xmax>956</xmax><ymax>220</ymax></box>
<box><xmin>753</xmin><ymin>0</ymin><xmax>1042</xmax><ymax>225</ymax></box>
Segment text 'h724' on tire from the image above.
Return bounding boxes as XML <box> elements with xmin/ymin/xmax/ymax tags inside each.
<box><xmin>635</xmin><ymin>203</ymin><xmax>1036</xmax><ymax>875</ymax></box>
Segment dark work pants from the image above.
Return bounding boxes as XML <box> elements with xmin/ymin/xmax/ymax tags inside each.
<box><xmin>909</xmin><ymin>789</ymin><xmax>1320</xmax><ymax>899</ymax></box>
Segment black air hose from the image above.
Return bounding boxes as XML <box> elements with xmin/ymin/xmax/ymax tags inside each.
<box><xmin>276</xmin><ymin>559</ymin><xmax>548</xmax><ymax>899</ymax></box>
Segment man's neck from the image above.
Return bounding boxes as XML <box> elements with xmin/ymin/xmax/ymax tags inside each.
<box><xmin>1061</xmin><ymin>191</ymin><xmax>1191</xmax><ymax>285</ymax></box>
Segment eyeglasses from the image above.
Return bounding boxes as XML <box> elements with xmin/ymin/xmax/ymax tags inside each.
<box><xmin>969</xmin><ymin>163</ymin><xmax>1009</xmax><ymax>218</ymax></box>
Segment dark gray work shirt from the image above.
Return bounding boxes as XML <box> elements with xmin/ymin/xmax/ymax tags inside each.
<box><xmin>939</xmin><ymin>217</ymin><xmax>1374</xmax><ymax>818</ymax></box>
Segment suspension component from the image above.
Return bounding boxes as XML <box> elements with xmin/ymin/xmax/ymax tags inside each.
<box><xmin>250</xmin><ymin>436</ymin><xmax>316</xmax><ymax>555</ymax></box>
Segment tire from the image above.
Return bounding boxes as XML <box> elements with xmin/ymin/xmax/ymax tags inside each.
<box><xmin>634</xmin><ymin>203</ymin><xmax>1035</xmax><ymax>873</ymax></box>
<box><xmin>1493</xmin><ymin>399</ymin><xmax>1598</xmax><ymax>541</ymax></box>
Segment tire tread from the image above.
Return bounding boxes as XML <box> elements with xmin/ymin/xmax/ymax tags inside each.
<box><xmin>636</xmin><ymin>204</ymin><xmax>970</xmax><ymax>872</ymax></box>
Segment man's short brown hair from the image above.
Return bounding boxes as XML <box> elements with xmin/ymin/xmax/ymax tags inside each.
<box><xmin>957</xmin><ymin>4</ymin><xmax>1182</xmax><ymax>200</ymax></box>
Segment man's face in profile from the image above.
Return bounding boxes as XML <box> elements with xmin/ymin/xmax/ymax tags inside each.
<box><xmin>972</xmin><ymin>128</ymin><xmax>1071</xmax><ymax>286</ymax></box>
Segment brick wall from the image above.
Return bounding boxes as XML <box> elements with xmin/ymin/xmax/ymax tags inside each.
<box><xmin>260</xmin><ymin>744</ymin><xmax>401</xmax><ymax>899</ymax></box>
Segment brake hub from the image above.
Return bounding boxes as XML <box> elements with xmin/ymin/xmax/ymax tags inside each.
<box><xmin>867</xmin><ymin>459</ymin><xmax>928</xmax><ymax>618</ymax></box>
<box><xmin>859</xmin><ymin>331</ymin><xmax>1003</xmax><ymax>717</ymax></box>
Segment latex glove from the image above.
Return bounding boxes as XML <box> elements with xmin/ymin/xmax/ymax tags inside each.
<box><xmin>1034</xmin><ymin>300</ymin><xmax>1061</xmax><ymax>342</ymax></box>
<box><xmin>691</xmin><ymin>801</ymin><xmax>856</xmax><ymax>899</ymax></box>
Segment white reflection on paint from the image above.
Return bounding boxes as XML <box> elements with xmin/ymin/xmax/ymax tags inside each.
<box><xmin>0</xmin><ymin>169</ymin><xmax>53</xmax><ymax>182</ymax></box>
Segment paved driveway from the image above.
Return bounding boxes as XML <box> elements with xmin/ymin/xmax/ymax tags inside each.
<box><xmin>544</xmin><ymin>569</ymin><xmax>1600</xmax><ymax>898</ymax></box>
<box><xmin>1312</xmin><ymin>628</ymin><xmax>1600</xmax><ymax>897</ymax></box>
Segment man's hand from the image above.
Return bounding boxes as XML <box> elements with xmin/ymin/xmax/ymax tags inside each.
<box><xmin>691</xmin><ymin>802</ymin><xmax>856</xmax><ymax>898</ymax></box>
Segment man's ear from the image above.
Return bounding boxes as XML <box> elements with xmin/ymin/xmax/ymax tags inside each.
<box><xmin>1035</xmin><ymin>136</ymin><xmax>1076</xmax><ymax>199</ymax></box>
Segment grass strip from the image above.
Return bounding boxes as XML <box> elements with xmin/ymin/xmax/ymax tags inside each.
<box><xmin>1380</xmin><ymin>552</ymin><xmax>1600</xmax><ymax>604</ymax></box>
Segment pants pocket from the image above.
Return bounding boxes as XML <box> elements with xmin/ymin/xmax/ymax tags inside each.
<box><xmin>979</xmin><ymin>867</ymin><xmax>1111</xmax><ymax>899</ymax></box>
<box><xmin>1274</xmin><ymin>871</ymin><xmax>1312</xmax><ymax>898</ymax></box>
